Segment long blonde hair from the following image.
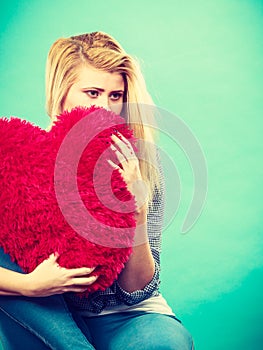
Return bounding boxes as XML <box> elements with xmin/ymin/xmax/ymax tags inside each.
<box><xmin>46</xmin><ymin>31</ymin><xmax>160</xmax><ymax>201</ymax></box>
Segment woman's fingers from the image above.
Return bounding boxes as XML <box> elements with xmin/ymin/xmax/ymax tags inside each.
<box><xmin>111</xmin><ymin>134</ymin><xmax>136</xmax><ymax>161</ymax></box>
<box><xmin>67</xmin><ymin>266</ymin><xmax>96</xmax><ymax>277</ymax></box>
<box><xmin>109</xmin><ymin>133</ymin><xmax>143</xmax><ymax>193</ymax></box>
<box><xmin>107</xmin><ymin>159</ymin><xmax>122</xmax><ymax>171</ymax></box>
<box><xmin>46</xmin><ymin>254</ymin><xmax>96</xmax><ymax>276</ymax></box>
<box><xmin>110</xmin><ymin>144</ymin><xmax>126</xmax><ymax>164</ymax></box>
<box><xmin>67</xmin><ymin>286</ymin><xmax>90</xmax><ymax>293</ymax></box>
<box><xmin>47</xmin><ymin>252</ymin><xmax>59</xmax><ymax>262</ymax></box>
<box><xmin>112</xmin><ymin>132</ymin><xmax>132</xmax><ymax>149</ymax></box>
<box><xmin>72</xmin><ymin>275</ymin><xmax>98</xmax><ymax>286</ymax></box>
<box><xmin>25</xmin><ymin>256</ymin><xmax>99</xmax><ymax>297</ymax></box>
<box><xmin>63</xmin><ymin>275</ymin><xmax>98</xmax><ymax>293</ymax></box>
<box><xmin>110</xmin><ymin>134</ymin><xmax>139</xmax><ymax>176</ymax></box>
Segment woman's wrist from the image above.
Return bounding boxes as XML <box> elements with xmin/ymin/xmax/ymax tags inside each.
<box><xmin>12</xmin><ymin>273</ymin><xmax>37</xmax><ymax>297</ymax></box>
<box><xmin>0</xmin><ymin>268</ymin><xmax>33</xmax><ymax>297</ymax></box>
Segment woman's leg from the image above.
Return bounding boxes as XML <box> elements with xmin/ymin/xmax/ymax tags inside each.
<box><xmin>0</xmin><ymin>308</ymin><xmax>49</xmax><ymax>350</ymax></box>
<box><xmin>0</xmin><ymin>248</ymin><xmax>94</xmax><ymax>350</ymax></box>
<box><xmin>78</xmin><ymin>311</ymin><xmax>194</xmax><ymax>350</ymax></box>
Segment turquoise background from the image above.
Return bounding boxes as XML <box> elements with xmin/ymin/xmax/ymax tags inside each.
<box><xmin>1</xmin><ymin>0</ymin><xmax>263</xmax><ymax>349</ymax></box>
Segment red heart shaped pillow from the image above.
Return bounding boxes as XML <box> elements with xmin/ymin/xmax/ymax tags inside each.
<box><xmin>0</xmin><ymin>106</ymin><xmax>136</xmax><ymax>296</ymax></box>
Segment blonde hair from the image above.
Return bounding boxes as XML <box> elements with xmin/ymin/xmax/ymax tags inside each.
<box><xmin>46</xmin><ymin>31</ymin><xmax>160</xmax><ymax>201</ymax></box>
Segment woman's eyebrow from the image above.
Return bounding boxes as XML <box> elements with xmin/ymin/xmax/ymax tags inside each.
<box><xmin>83</xmin><ymin>87</ymin><xmax>105</xmax><ymax>92</ymax></box>
<box><xmin>110</xmin><ymin>89</ymin><xmax>125</xmax><ymax>93</ymax></box>
<box><xmin>83</xmin><ymin>87</ymin><xmax>124</xmax><ymax>93</ymax></box>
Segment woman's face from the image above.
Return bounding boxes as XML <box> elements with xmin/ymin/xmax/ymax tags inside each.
<box><xmin>63</xmin><ymin>64</ymin><xmax>125</xmax><ymax>115</ymax></box>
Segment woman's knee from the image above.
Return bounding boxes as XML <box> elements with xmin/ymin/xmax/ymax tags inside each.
<box><xmin>109</xmin><ymin>313</ymin><xmax>193</xmax><ymax>350</ymax></box>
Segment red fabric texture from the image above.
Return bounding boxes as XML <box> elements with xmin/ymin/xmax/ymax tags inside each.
<box><xmin>0</xmin><ymin>106</ymin><xmax>136</xmax><ymax>296</ymax></box>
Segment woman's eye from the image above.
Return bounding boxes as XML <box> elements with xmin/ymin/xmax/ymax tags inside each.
<box><xmin>110</xmin><ymin>92</ymin><xmax>123</xmax><ymax>101</ymax></box>
<box><xmin>86</xmin><ymin>90</ymin><xmax>99</xmax><ymax>98</ymax></box>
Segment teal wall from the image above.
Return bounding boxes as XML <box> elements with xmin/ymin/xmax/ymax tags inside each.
<box><xmin>1</xmin><ymin>1</ymin><xmax>263</xmax><ymax>349</ymax></box>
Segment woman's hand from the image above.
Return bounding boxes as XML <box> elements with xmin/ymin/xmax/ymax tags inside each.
<box><xmin>108</xmin><ymin>132</ymin><xmax>148</xmax><ymax>221</ymax></box>
<box><xmin>23</xmin><ymin>253</ymin><xmax>97</xmax><ymax>297</ymax></box>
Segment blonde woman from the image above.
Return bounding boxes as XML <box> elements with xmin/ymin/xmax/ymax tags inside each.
<box><xmin>0</xmin><ymin>32</ymin><xmax>194</xmax><ymax>349</ymax></box>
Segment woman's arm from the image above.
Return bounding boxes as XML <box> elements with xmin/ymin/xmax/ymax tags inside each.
<box><xmin>117</xmin><ymin>209</ymin><xmax>155</xmax><ymax>292</ymax></box>
<box><xmin>0</xmin><ymin>267</ymin><xmax>27</xmax><ymax>296</ymax></box>
<box><xmin>109</xmin><ymin>133</ymin><xmax>159</xmax><ymax>293</ymax></box>
<box><xmin>0</xmin><ymin>253</ymin><xmax>97</xmax><ymax>297</ymax></box>
<box><xmin>114</xmin><ymin>183</ymin><xmax>163</xmax><ymax>305</ymax></box>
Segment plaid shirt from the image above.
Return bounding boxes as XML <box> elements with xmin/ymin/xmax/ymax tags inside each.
<box><xmin>65</xmin><ymin>162</ymin><xmax>165</xmax><ymax>314</ymax></box>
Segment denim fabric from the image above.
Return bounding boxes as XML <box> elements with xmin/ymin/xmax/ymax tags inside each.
<box><xmin>0</xmin><ymin>249</ymin><xmax>194</xmax><ymax>350</ymax></box>
<box><xmin>72</xmin><ymin>311</ymin><xmax>194</xmax><ymax>350</ymax></box>
<box><xmin>0</xmin><ymin>310</ymin><xmax>49</xmax><ymax>350</ymax></box>
<box><xmin>0</xmin><ymin>248</ymin><xmax>94</xmax><ymax>350</ymax></box>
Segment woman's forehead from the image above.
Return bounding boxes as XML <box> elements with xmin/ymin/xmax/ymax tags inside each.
<box><xmin>75</xmin><ymin>65</ymin><xmax>125</xmax><ymax>90</ymax></box>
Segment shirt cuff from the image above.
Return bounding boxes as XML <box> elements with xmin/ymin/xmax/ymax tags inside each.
<box><xmin>115</xmin><ymin>261</ymin><xmax>160</xmax><ymax>305</ymax></box>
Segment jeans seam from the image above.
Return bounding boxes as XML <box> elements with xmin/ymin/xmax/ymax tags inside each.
<box><xmin>0</xmin><ymin>307</ymin><xmax>52</xmax><ymax>349</ymax></box>
<box><xmin>62</xmin><ymin>296</ymin><xmax>94</xmax><ymax>345</ymax></box>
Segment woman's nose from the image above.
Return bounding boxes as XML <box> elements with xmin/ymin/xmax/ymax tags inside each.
<box><xmin>95</xmin><ymin>96</ymin><xmax>110</xmax><ymax>111</ymax></box>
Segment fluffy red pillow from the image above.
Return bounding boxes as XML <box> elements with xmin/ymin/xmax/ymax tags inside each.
<box><xmin>0</xmin><ymin>106</ymin><xmax>136</xmax><ymax>296</ymax></box>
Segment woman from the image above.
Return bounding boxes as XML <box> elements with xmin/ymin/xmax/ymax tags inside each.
<box><xmin>0</xmin><ymin>32</ymin><xmax>194</xmax><ymax>349</ymax></box>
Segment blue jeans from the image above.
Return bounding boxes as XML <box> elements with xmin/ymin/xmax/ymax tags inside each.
<box><xmin>72</xmin><ymin>311</ymin><xmax>194</xmax><ymax>350</ymax></box>
<box><xmin>0</xmin><ymin>248</ymin><xmax>193</xmax><ymax>349</ymax></box>
<box><xmin>0</xmin><ymin>248</ymin><xmax>94</xmax><ymax>349</ymax></box>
